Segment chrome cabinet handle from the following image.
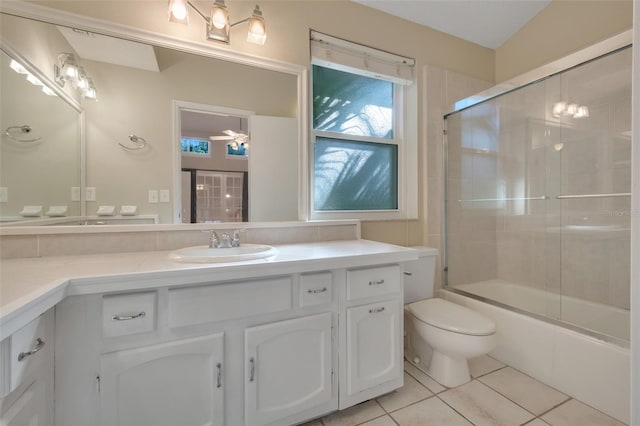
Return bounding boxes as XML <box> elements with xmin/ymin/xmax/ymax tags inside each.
<box><xmin>369</xmin><ymin>307</ymin><xmax>386</xmax><ymax>314</ymax></box>
<box><xmin>403</xmin><ymin>272</ymin><xmax>413</xmax><ymax>276</ymax></box>
<box><xmin>216</xmin><ymin>363</ymin><xmax>222</xmax><ymax>388</ymax></box>
<box><xmin>18</xmin><ymin>338</ymin><xmax>45</xmax><ymax>362</ymax></box>
<box><xmin>249</xmin><ymin>357</ymin><xmax>255</xmax><ymax>382</ymax></box>
<box><xmin>307</xmin><ymin>287</ymin><xmax>327</xmax><ymax>294</ymax></box>
<box><xmin>369</xmin><ymin>279</ymin><xmax>385</xmax><ymax>286</ymax></box>
<box><xmin>112</xmin><ymin>312</ymin><xmax>146</xmax><ymax>321</ymax></box>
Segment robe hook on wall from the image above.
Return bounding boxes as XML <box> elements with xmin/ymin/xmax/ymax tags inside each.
<box><xmin>119</xmin><ymin>134</ymin><xmax>148</xmax><ymax>150</ymax></box>
<box><xmin>4</xmin><ymin>125</ymin><xmax>42</xmax><ymax>143</ymax></box>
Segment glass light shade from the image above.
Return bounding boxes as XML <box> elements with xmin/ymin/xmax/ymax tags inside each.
<box><xmin>83</xmin><ymin>79</ymin><xmax>98</xmax><ymax>100</ymax></box>
<box><xmin>59</xmin><ymin>53</ymin><xmax>79</xmax><ymax>80</ymax></box>
<box><xmin>247</xmin><ymin>13</ymin><xmax>266</xmax><ymax>45</ymax></box>
<box><xmin>168</xmin><ymin>0</ymin><xmax>189</xmax><ymax>24</ymax></box>
<box><xmin>208</xmin><ymin>0</ymin><xmax>230</xmax><ymax>42</ymax></box>
<box><xmin>9</xmin><ymin>59</ymin><xmax>28</xmax><ymax>74</ymax></box>
<box><xmin>75</xmin><ymin>67</ymin><xmax>90</xmax><ymax>90</ymax></box>
<box><xmin>26</xmin><ymin>73</ymin><xmax>43</xmax><ymax>86</ymax></box>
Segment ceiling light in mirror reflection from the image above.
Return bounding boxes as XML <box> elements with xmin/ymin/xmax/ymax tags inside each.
<box><xmin>9</xmin><ymin>59</ymin><xmax>57</xmax><ymax>97</ymax></box>
<box><xmin>54</xmin><ymin>53</ymin><xmax>97</xmax><ymax>100</ymax></box>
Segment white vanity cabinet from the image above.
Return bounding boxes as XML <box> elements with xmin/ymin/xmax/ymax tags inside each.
<box><xmin>0</xmin><ymin>309</ymin><xmax>54</xmax><ymax>426</ymax></box>
<box><xmin>100</xmin><ymin>332</ymin><xmax>225</xmax><ymax>426</ymax></box>
<box><xmin>245</xmin><ymin>312</ymin><xmax>333</xmax><ymax>426</ymax></box>
<box><xmin>340</xmin><ymin>265</ymin><xmax>404</xmax><ymax>409</ymax></box>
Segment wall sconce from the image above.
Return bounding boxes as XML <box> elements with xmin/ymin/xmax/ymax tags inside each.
<box><xmin>168</xmin><ymin>0</ymin><xmax>266</xmax><ymax>45</ymax></box>
<box><xmin>54</xmin><ymin>53</ymin><xmax>98</xmax><ymax>100</ymax></box>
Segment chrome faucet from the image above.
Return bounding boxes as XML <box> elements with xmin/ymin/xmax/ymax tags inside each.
<box><xmin>219</xmin><ymin>233</ymin><xmax>232</xmax><ymax>248</ymax></box>
<box><xmin>202</xmin><ymin>230</ymin><xmax>220</xmax><ymax>248</ymax></box>
<box><xmin>231</xmin><ymin>229</ymin><xmax>241</xmax><ymax>247</ymax></box>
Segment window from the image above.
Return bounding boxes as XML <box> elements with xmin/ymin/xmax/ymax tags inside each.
<box><xmin>310</xmin><ymin>31</ymin><xmax>416</xmax><ymax>219</ymax></box>
<box><xmin>181</xmin><ymin>138</ymin><xmax>210</xmax><ymax>155</ymax></box>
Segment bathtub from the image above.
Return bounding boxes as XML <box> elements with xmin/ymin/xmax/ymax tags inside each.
<box><xmin>442</xmin><ymin>282</ymin><xmax>630</xmax><ymax>425</ymax></box>
<box><xmin>452</xmin><ymin>279</ymin><xmax>630</xmax><ymax>342</ymax></box>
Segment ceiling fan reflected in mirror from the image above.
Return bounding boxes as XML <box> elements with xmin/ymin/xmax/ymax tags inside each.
<box><xmin>210</xmin><ymin>129</ymin><xmax>249</xmax><ymax>148</ymax></box>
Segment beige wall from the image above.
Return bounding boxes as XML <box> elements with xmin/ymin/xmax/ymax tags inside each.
<box><xmin>495</xmin><ymin>0</ymin><xmax>633</xmax><ymax>83</ymax></box>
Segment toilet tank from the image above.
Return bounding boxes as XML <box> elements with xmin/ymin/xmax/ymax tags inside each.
<box><xmin>403</xmin><ymin>246</ymin><xmax>439</xmax><ymax>304</ymax></box>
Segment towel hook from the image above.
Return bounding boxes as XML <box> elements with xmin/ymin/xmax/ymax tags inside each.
<box><xmin>119</xmin><ymin>134</ymin><xmax>147</xmax><ymax>150</ymax></box>
<box><xmin>4</xmin><ymin>125</ymin><xmax>42</xmax><ymax>143</ymax></box>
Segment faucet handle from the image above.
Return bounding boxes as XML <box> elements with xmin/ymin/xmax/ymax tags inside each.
<box><xmin>201</xmin><ymin>230</ymin><xmax>219</xmax><ymax>248</ymax></box>
<box><xmin>231</xmin><ymin>229</ymin><xmax>246</xmax><ymax>247</ymax></box>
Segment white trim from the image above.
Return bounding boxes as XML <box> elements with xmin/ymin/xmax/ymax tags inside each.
<box><xmin>630</xmin><ymin>2</ymin><xmax>639</xmax><ymax>425</ymax></box>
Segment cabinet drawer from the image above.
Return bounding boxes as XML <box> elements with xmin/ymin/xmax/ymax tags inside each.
<box><xmin>346</xmin><ymin>265</ymin><xmax>400</xmax><ymax>301</ymax></box>
<box><xmin>102</xmin><ymin>292</ymin><xmax>157</xmax><ymax>338</ymax></box>
<box><xmin>169</xmin><ymin>277</ymin><xmax>292</xmax><ymax>328</ymax></box>
<box><xmin>299</xmin><ymin>273</ymin><xmax>332</xmax><ymax>307</ymax></box>
<box><xmin>1</xmin><ymin>310</ymin><xmax>52</xmax><ymax>399</ymax></box>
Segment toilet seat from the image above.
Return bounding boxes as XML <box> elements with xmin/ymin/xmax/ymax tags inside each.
<box><xmin>407</xmin><ymin>298</ymin><xmax>495</xmax><ymax>336</ymax></box>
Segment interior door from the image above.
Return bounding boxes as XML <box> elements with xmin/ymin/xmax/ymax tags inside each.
<box><xmin>248</xmin><ymin>115</ymin><xmax>298</xmax><ymax>222</ymax></box>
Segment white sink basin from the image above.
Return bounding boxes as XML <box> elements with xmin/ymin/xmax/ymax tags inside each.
<box><xmin>169</xmin><ymin>244</ymin><xmax>277</xmax><ymax>263</ymax></box>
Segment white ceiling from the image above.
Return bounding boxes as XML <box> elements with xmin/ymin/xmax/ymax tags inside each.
<box><xmin>353</xmin><ymin>0</ymin><xmax>551</xmax><ymax>49</ymax></box>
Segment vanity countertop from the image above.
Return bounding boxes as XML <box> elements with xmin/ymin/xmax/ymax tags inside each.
<box><xmin>0</xmin><ymin>239</ymin><xmax>417</xmax><ymax>339</ymax></box>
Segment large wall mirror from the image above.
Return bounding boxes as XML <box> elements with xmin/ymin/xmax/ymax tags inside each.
<box><xmin>0</xmin><ymin>8</ymin><xmax>301</xmax><ymax>226</ymax></box>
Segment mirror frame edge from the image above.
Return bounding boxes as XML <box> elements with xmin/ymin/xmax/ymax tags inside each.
<box><xmin>0</xmin><ymin>0</ymin><xmax>310</xmax><ymax>227</ymax></box>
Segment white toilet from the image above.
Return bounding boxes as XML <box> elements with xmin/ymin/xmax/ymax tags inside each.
<box><xmin>403</xmin><ymin>247</ymin><xmax>496</xmax><ymax>388</ymax></box>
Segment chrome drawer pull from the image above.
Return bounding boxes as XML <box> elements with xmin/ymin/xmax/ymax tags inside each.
<box><xmin>369</xmin><ymin>279</ymin><xmax>385</xmax><ymax>286</ymax></box>
<box><xmin>18</xmin><ymin>338</ymin><xmax>45</xmax><ymax>362</ymax></box>
<box><xmin>216</xmin><ymin>363</ymin><xmax>222</xmax><ymax>388</ymax></box>
<box><xmin>249</xmin><ymin>357</ymin><xmax>255</xmax><ymax>382</ymax></box>
<box><xmin>307</xmin><ymin>287</ymin><xmax>327</xmax><ymax>294</ymax></box>
<box><xmin>403</xmin><ymin>272</ymin><xmax>413</xmax><ymax>276</ymax></box>
<box><xmin>369</xmin><ymin>307</ymin><xmax>385</xmax><ymax>314</ymax></box>
<box><xmin>112</xmin><ymin>312</ymin><xmax>146</xmax><ymax>321</ymax></box>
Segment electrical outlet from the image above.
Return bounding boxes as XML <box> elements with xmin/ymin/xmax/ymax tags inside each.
<box><xmin>71</xmin><ymin>187</ymin><xmax>81</xmax><ymax>201</ymax></box>
<box><xmin>86</xmin><ymin>187</ymin><xmax>96</xmax><ymax>201</ymax></box>
<box><xmin>159</xmin><ymin>189</ymin><xmax>170</xmax><ymax>203</ymax></box>
<box><xmin>148</xmin><ymin>190</ymin><xmax>159</xmax><ymax>203</ymax></box>
<box><xmin>0</xmin><ymin>187</ymin><xmax>7</xmax><ymax>203</ymax></box>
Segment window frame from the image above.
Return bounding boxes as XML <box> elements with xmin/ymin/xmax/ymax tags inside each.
<box><xmin>309</xmin><ymin>64</ymin><xmax>415</xmax><ymax>221</ymax></box>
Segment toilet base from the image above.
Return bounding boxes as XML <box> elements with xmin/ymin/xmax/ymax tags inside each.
<box><xmin>426</xmin><ymin>351</ymin><xmax>471</xmax><ymax>388</ymax></box>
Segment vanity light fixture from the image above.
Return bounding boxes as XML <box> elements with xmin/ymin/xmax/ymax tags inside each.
<box><xmin>54</xmin><ymin>52</ymin><xmax>98</xmax><ymax>101</ymax></box>
<box><xmin>168</xmin><ymin>0</ymin><xmax>266</xmax><ymax>45</ymax></box>
<box><xmin>552</xmin><ymin>101</ymin><xmax>589</xmax><ymax>119</ymax></box>
<box><xmin>7</xmin><ymin>58</ymin><xmax>57</xmax><ymax>97</ymax></box>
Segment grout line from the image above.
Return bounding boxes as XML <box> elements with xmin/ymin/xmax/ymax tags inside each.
<box><xmin>436</xmin><ymin>393</ymin><xmax>478</xmax><ymax>425</ymax></box>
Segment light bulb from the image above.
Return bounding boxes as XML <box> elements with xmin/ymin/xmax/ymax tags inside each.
<box><xmin>9</xmin><ymin>59</ymin><xmax>28</xmax><ymax>74</ymax></box>
<box><xmin>171</xmin><ymin>3</ymin><xmax>187</xmax><ymax>19</ymax></box>
<box><xmin>26</xmin><ymin>73</ymin><xmax>43</xmax><ymax>86</ymax></box>
<box><xmin>168</xmin><ymin>0</ymin><xmax>189</xmax><ymax>23</ymax></box>
<box><xmin>211</xmin><ymin>8</ymin><xmax>228</xmax><ymax>29</ymax></box>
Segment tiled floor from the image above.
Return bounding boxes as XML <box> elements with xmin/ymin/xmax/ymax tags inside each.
<box><xmin>304</xmin><ymin>355</ymin><xmax>626</xmax><ymax>426</ymax></box>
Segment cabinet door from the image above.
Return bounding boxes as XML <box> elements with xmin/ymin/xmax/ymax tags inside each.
<box><xmin>100</xmin><ymin>332</ymin><xmax>224</xmax><ymax>426</ymax></box>
<box><xmin>346</xmin><ymin>300</ymin><xmax>402</xmax><ymax>396</ymax></box>
<box><xmin>245</xmin><ymin>312</ymin><xmax>332</xmax><ymax>426</ymax></box>
<box><xmin>0</xmin><ymin>380</ymin><xmax>46</xmax><ymax>426</ymax></box>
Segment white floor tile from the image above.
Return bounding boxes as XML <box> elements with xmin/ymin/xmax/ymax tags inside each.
<box><xmin>524</xmin><ymin>419</ymin><xmax>551</xmax><ymax>426</ymax></box>
<box><xmin>359</xmin><ymin>415</ymin><xmax>397</xmax><ymax>426</ymax></box>
<box><xmin>478</xmin><ymin>367</ymin><xmax>569</xmax><ymax>415</ymax></box>
<box><xmin>376</xmin><ymin>373</ymin><xmax>433</xmax><ymax>413</ymax></box>
<box><xmin>439</xmin><ymin>380</ymin><xmax>535</xmax><ymax>426</ymax></box>
<box><xmin>391</xmin><ymin>397</ymin><xmax>473</xmax><ymax>426</ymax></box>
<box><xmin>541</xmin><ymin>399</ymin><xmax>627</xmax><ymax>426</ymax></box>
<box><xmin>468</xmin><ymin>355</ymin><xmax>505</xmax><ymax>378</ymax></box>
<box><xmin>322</xmin><ymin>399</ymin><xmax>385</xmax><ymax>426</ymax></box>
<box><xmin>404</xmin><ymin>360</ymin><xmax>446</xmax><ymax>393</ymax></box>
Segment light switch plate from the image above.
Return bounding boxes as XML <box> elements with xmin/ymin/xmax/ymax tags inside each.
<box><xmin>148</xmin><ymin>190</ymin><xmax>158</xmax><ymax>203</ymax></box>
<box><xmin>86</xmin><ymin>187</ymin><xmax>96</xmax><ymax>201</ymax></box>
<box><xmin>159</xmin><ymin>189</ymin><xmax>170</xmax><ymax>203</ymax></box>
<box><xmin>71</xmin><ymin>187</ymin><xmax>81</xmax><ymax>201</ymax></box>
<box><xmin>0</xmin><ymin>187</ymin><xmax>7</xmax><ymax>203</ymax></box>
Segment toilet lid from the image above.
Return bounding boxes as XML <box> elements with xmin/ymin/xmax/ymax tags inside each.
<box><xmin>408</xmin><ymin>299</ymin><xmax>496</xmax><ymax>336</ymax></box>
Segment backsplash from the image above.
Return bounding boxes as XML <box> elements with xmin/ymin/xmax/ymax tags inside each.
<box><xmin>0</xmin><ymin>221</ymin><xmax>360</xmax><ymax>259</ymax></box>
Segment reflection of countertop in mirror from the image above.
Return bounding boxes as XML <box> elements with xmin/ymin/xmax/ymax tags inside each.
<box><xmin>0</xmin><ymin>239</ymin><xmax>417</xmax><ymax>338</ymax></box>
<box><xmin>0</xmin><ymin>215</ymin><xmax>159</xmax><ymax>226</ymax></box>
